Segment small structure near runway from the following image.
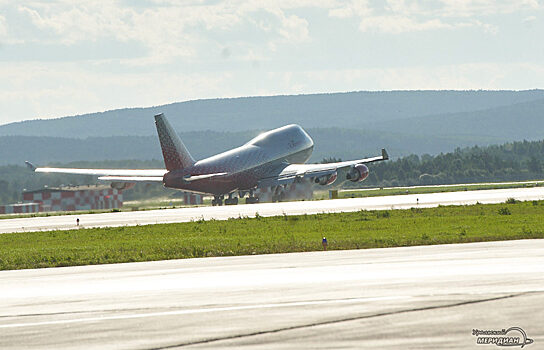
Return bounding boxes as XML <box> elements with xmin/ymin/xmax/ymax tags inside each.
<box><xmin>182</xmin><ymin>192</ymin><xmax>203</xmax><ymax>205</ymax></box>
<box><xmin>0</xmin><ymin>202</ymin><xmax>40</xmax><ymax>214</ymax></box>
<box><xmin>21</xmin><ymin>185</ymin><xmax>123</xmax><ymax>212</ymax></box>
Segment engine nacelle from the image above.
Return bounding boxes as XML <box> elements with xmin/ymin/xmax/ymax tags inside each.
<box><xmin>315</xmin><ymin>172</ymin><xmax>337</xmax><ymax>186</ymax></box>
<box><xmin>346</xmin><ymin>164</ymin><xmax>369</xmax><ymax>182</ymax></box>
<box><xmin>110</xmin><ymin>182</ymin><xmax>136</xmax><ymax>190</ymax></box>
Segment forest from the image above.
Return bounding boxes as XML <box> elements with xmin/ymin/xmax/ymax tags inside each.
<box><xmin>361</xmin><ymin>140</ymin><xmax>544</xmax><ymax>188</ymax></box>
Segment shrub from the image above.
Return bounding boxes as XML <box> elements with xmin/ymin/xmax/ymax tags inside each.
<box><xmin>498</xmin><ymin>207</ymin><xmax>511</xmax><ymax>215</ymax></box>
<box><xmin>376</xmin><ymin>210</ymin><xmax>391</xmax><ymax>218</ymax></box>
<box><xmin>505</xmin><ymin>198</ymin><xmax>518</xmax><ymax>204</ymax></box>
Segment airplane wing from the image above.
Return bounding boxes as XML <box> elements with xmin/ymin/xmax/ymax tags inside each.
<box><xmin>26</xmin><ymin>161</ymin><xmax>228</xmax><ymax>183</ymax></box>
<box><xmin>26</xmin><ymin>161</ymin><xmax>167</xmax><ymax>181</ymax></box>
<box><xmin>258</xmin><ymin>149</ymin><xmax>389</xmax><ymax>188</ymax></box>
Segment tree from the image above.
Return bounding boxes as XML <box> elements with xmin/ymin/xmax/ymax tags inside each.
<box><xmin>527</xmin><ymin>156</ymin><xmax>542</xmax><ymax>174</ymax></box>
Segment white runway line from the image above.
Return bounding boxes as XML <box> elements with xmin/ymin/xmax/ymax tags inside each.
<box><xmin>0</xmin><ymin>296</ymin><xmax>410</xmax><ymax>329</ymax></box>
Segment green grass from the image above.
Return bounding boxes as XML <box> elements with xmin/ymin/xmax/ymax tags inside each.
<box><xmin>336</xmin><ymin>181</ymin><xmax>544</xmax><ymax>199</ymax></box>
<box><xmin>1</xmin><ymin>200</ymin><xmax>544</xmax><ymax>270</ymax></box>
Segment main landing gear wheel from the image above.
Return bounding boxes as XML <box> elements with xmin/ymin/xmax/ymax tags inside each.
<box><xmin>212</xmin><ymin>196</ymin><xmax>224</xmax><ymax>206</ymax></box>
<box><xmin>244</xmin><ymin>189</ymin><xmax>259</xmax><ymax>204</ymax></box>
<box><xmin>225</xmin><ymin>197</ymin><xmax>238</xmax><ymax>205</ymax></box>
<box><xmin>245</xmin><ymin>197</ymin><xmax>259</xmax><ymax>204</ymax></box>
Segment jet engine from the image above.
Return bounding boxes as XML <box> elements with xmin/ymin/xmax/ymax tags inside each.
<box><xmin>110</xmin><ymin>182</ymin><xmax>136</xmax><ymax>190</ymax></box>
<box><xmin>346</xmin><ymin>164</ymin><xmax>369</xmax><ymax>182</ymax></box>
<box><xmin>314</xmin><ymin>172</ymin><xmax>337</xmax><ymax>186</ymax></box>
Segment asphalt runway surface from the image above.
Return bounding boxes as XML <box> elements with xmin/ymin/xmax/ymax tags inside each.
<box><xmin>1</xmin><ymin>239</ymin><xmax>542</xmax><ymax>349</ymax></box>
<box><xmin>2</xmin><ymin>187</ymin><xmax>544</xmax><ymax>234</ymax></box>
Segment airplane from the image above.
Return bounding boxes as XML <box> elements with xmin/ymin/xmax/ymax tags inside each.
<box><xmin>26</xmin><ymin>113</ymin><xmax>389</xmax><ymax>205</ymax></box>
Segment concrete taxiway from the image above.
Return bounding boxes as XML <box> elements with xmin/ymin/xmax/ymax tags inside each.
<box><xmin>2</xmin><ymin>186</ymin><xmax>544</xmax><ymax>234</ymax></box>
<box><xmin>1</xmin><ymin>239</ymin><xmax>543</xmax><ymax>349</ymax></box>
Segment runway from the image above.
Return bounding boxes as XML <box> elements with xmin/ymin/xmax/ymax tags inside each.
<box><xmin>1</xmin><ymin>239</ymin><xmax>542</xmax><ymax>349</ymax></box>
<box><xmin>2</xmin><ymin>187</ymin><xmax>544</xmax><ymax>234</ymax></box>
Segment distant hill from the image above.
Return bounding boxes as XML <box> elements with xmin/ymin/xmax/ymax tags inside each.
<box><xmin>371</xmin><ymin>98</ymin><xmax>544</xmax><ymax>140</ymax></box>
<box><xmin>1</xmin><ymin>90</ymin><xmax>544</xmax><ymax>166</ymax></box>
<box><xmin>2</xmin><ymin>90</ymin><xmax>544</xmax><ymax>137</ymax></box>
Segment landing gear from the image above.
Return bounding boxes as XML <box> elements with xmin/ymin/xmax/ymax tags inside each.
<box><xmin>245</xmin><ymin>197</ymin><xmax>259</xmax><ymax>204</ymax></box>
<box><xmin>245</xmin><ymin>189</ymin><xmax>259</xmax><ymax>204</ymax></box>
<box><xmin>211</xmin><ymin>195</ymin><xmax>224</xmax><ymax>206</ymax></box>
<box><xmin>212</xmin><ymin>190</ymin><xmax>260</xmax><ymax>205</ymax></box>
<box><xmin>224</xmin><ymin>193</ymin><xmax>238</xmax><ymax>205</ymax></box>
<box><xmin>225</xmin><ymin>197</ymin><xmax>238</xmax><ymax>205</ymax></box>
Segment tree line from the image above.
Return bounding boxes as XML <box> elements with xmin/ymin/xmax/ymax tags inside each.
<box><xmin>361</xmin><ymin>140</ymin><xmax>544</xmax><ymax>188</ymax></box>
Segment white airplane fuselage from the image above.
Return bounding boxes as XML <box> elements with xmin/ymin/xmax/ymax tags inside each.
<box><xmin>163</xmin><ymin>124</ymin><xmax>314</xmax><ymax>195</ymax></box>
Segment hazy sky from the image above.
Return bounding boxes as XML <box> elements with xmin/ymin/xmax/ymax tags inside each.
<box><xmin>1</xmin><ymin>0</ymin><xmax>543</xmax><ymax>124</ymax></box>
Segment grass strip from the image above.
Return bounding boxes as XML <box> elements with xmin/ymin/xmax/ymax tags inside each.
<box><xmin>1</xmin><ymin>200</ymin><xmax>544</xmax><ymax>270</ymax></box>
<box><xmin>337</xmin><ymin>181</ymin><xmax>543</xmax><ymax>199</ymax></box>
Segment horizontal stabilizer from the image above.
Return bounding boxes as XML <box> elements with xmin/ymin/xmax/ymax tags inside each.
<box><xmin>183</xmin><ymin>172</ymin><xmax>228</xmax><ymax>182</ymax></box>
<box><xmin>98</xmin><ymin>176</ymin><xmax>164</xmax><ymax>182</ymax></box>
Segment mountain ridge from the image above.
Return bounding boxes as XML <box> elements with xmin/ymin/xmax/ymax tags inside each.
<box><xmin>2</xmin><ymin>90</ymin><xmax>544</xmax><ymax>138</ymax></box>
<box><xmin>370</xmin><ymin>97</ymin><xmax>544</xmax><ymax>139</ymax></box>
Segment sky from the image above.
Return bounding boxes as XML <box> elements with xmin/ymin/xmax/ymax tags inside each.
<box><xmin>0</xmin><ymin>0</ymin><xmax>543</xmax><ymax>124</ymax></box>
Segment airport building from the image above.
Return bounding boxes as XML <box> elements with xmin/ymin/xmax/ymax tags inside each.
<box><xmin>0</xmin><ymin>202</ymin><xmax>41</xmax><ymax>214</ymax></box>
<box><xmin>21</xmin><ymin>185</ymin><xmax>123</xmax><ymax>212</ymax></box>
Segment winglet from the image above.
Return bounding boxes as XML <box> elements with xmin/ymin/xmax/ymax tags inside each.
<box><xmin>382</xmin><ymin>148</ymin><xmax>389</xmax><ymax>160</ymax></box>
<box><xmin>25</xmin><ymin>161</ymin><xmax>36</xmax><ymax>171</ymax></box>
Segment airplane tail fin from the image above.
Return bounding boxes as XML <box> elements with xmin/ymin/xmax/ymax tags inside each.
<box><xmin>154</xmin><ymin>113</ymin><xmax>195</xmax><ymax>171</ymax></box>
